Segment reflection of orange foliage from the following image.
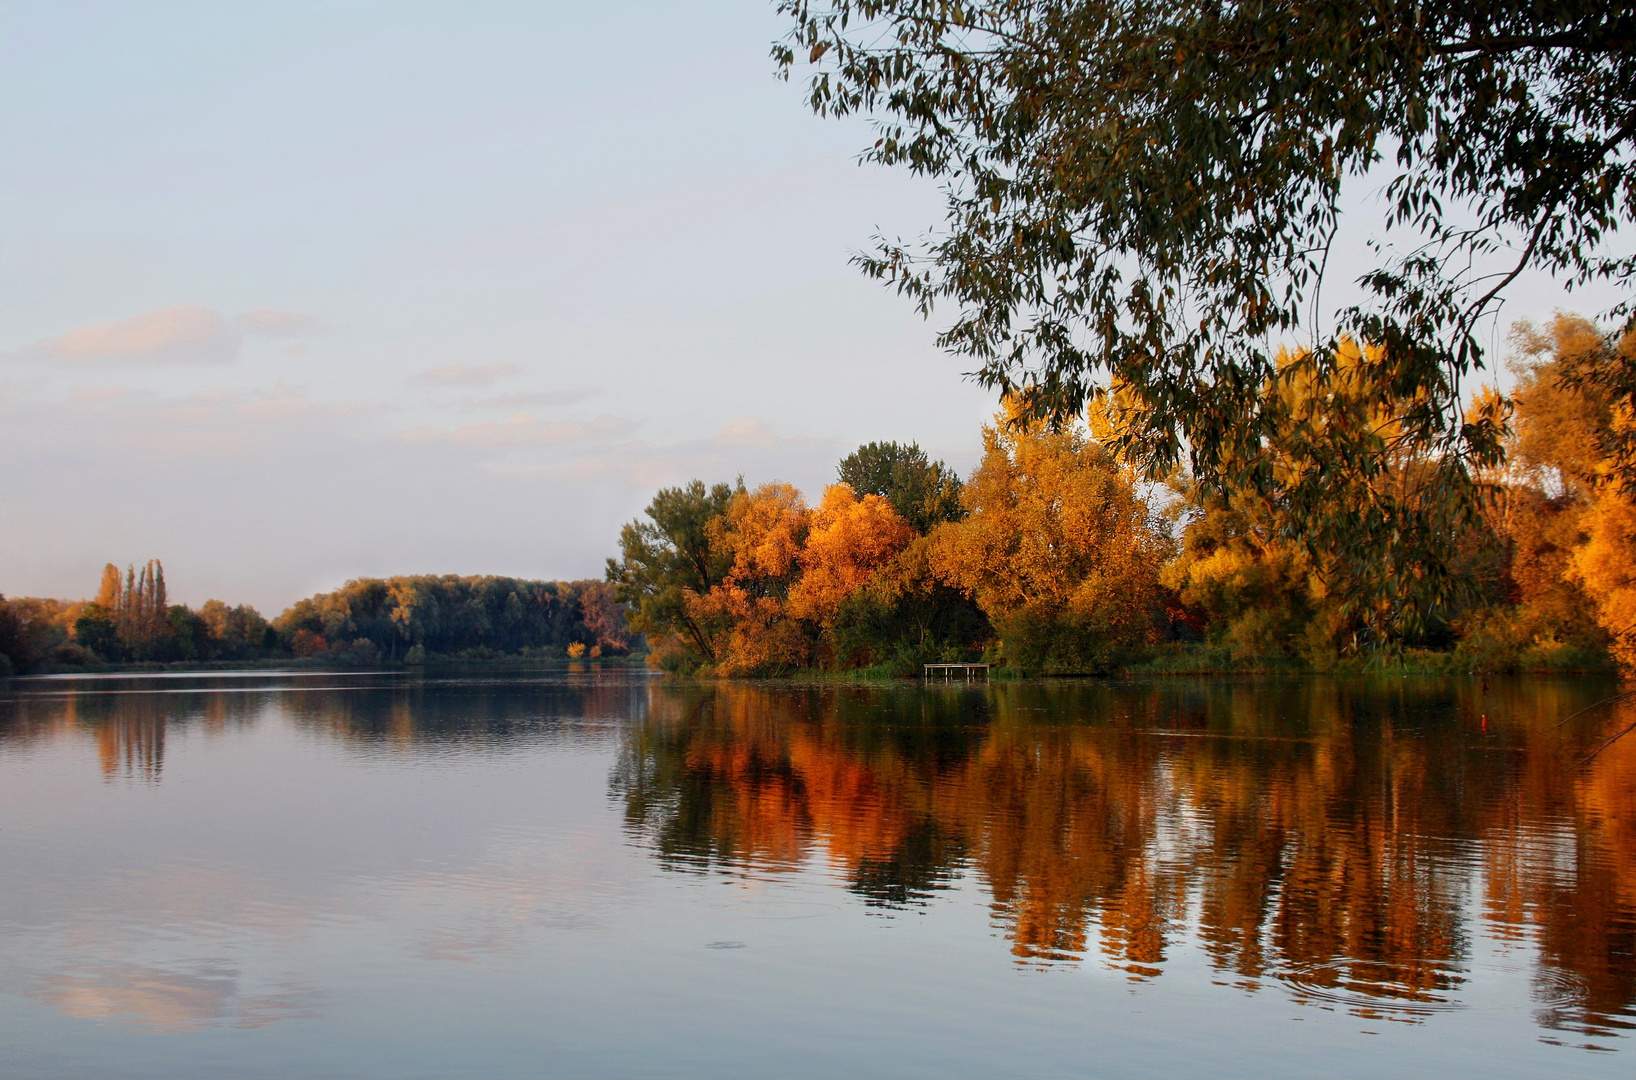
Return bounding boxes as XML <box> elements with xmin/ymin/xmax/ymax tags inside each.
<box><xmin>619</xmin><ymin>679</ymin><xmax>1636</xmax><ymax>1029</ymax></box>
<box><xmin>1542</xmin><ymin>702</ymin><xmax>1636</xmax><ymax>1032</ymax></box>
<box><xmin>787</xmin><ymin>484</ymin><xmax>916</xmax><ymax>627</ymax></box>
<box><xmin>94</xmin><ymin>708</ymin><xmax>167</xmax><ymax>782</ymax></box>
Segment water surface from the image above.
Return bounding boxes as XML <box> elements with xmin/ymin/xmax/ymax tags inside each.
<box><xmin>1</xmin><ymin>670</ymin><xmax>1632</xmax><ymax>1078</ymax></box>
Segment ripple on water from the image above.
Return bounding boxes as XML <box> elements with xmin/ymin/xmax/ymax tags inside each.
<box><xmin>1276</xmin><ymin>958</ymin><xmax>1467</xmax><ymax>1021</ymax></box>
<box><xmin>1532</xmin><ymin>964</ymin><xmax>1636</xmax><ymax>1038</ymax></box>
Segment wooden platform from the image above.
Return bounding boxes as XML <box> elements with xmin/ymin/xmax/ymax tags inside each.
<box><xmin>923</xmin><ymin>663</ymin><xmax>990</xmax><ymax>681</ymax></box>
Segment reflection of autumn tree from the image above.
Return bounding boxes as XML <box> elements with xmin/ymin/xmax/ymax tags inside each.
<box><xmin>1482</xmin><ymin>693</ymin><xmax>1636</xmax><ymax>1037</ymax></box>
<box><xmin>612</xmin><ymin>684</ymin><xmax>980</xmax><ymax>880</ymax></box>
<box><xmin>1549</xmin><ymin>719</ymin><xmax>1636</xmax><ymax>1036</ymax></box>
<box><xmin>0</xmin><ymin>682</ymin><xmax>264</xmax><ymax>783</ymax></box>
<box><xmin>614</xmin><ymin>678</ymin><xmax>1636</xmax><ymax>1031</ymax></box>
<box><xmin>95</xmin><ymin>702</ymin><xmax>167</xmax><ymax>782</ymax></box>
<box><xmin>952</xmin><ymin>714</ymin><xmax>1171</xmax><ymax>967</ymax></box>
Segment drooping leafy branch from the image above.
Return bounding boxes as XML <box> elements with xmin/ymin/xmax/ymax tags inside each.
<box><xmin>774</xmin><ymin>0</ymin><xmax>1635</xmax><ymax>622</ymax></box>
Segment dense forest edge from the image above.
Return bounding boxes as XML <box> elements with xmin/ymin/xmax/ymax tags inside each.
<box><xmin>2</xmin><ymin>314</ymin><xmax>1631</xmax><ymax>680</ymax></box>
<box><xmin>607</xmin><ymin>316</ymin><xmax>1633</xmax><ymax>679</ymax></box>
<box><xmin>0</xmin><ymin>569</ymin><xmax>634</xmax><ymax>676</ymax></box>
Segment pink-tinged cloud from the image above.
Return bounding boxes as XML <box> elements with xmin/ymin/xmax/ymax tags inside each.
<box><xmin>36</xmin><ymin>306</ymin><xmax>241</xmax><ymax>364</ymax></box>
<box><xmin>712</xmin><ymin>417</ymin><xmax>780</xmax><ymax>448</ymax></box>
<box><xmin>402</xmin><ymin>412</ymin><xmax>628</xmax><ymax>448</ymax></box>
<box><xmin>506</xmin><ymin>419</ymin><xmax>839</xmax><ymax>489</ymax></box>
<box><xmin>418</xmin><ymin>362</ymin><xmax>522</xmax><ymax>387</ymax></box>
<box><xmin>235</xmin><ymin>310</ymin><xmax>323</xmax><ymax>337</ymax></box>
<box><xmin>236</xmin><ymin>385</ymin><xmax>317</xmax><ymax>422</ymax></box>
<box><xmin>70</xmin><ymin>386</ymin><xmax>128</xmax><ymax>407</ymax></box>
<box><xmin>465</xmin><ymin>389</ymin><xmax>596</xmax><ymax>410</ymax></box>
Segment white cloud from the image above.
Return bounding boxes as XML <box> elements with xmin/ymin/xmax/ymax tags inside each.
<box><xmin>34</xmin><ymin>305</ymin><xmax>241</xmax><ymax>364</ymax></box>
<box><xmin>418</xmin><ymin>362</ymin><xmax>521</xmax><ymax>387</ymax></box>
<box><xmin>402</xmin><ymin>411</ymin><xmax>628</xmax><ymax>448</ymax></box>
<box><xmin>235</xmin><ymin>309</ymin><xmax>323</xmax><ymax>337</ymax></box>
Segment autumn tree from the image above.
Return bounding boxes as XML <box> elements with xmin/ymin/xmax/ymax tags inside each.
<box><xmin>931</xmin><ymin>409</ymin><xmax>1169</xmax><ymax>672</ymax></box>
<box><xmin>1573</xmin><ymin>496</ymin><xmax>1636</xmax><ymax>666</ymax></box>
<box><xmin>573</xmin><ymin>580</ymin><xmax>632</xmax><ymax>654</ymax></box>
<box><xmin>1159</xmin><ymin>479</ymin><xmax>1327</xmax><ymax>661</ymax></box>
<box><xmin>685</xmin><ymin>483</ymin><xmax>814</xmax><ymax>675</ymax></box>
<box><xmin>1507</xmin><ymin>315</ymin><xmax>1636</xmax><ymax>665</ymax></box>
<box><xmin>787</xmin><ymin>484</ymin><xmax>917</xmax><ymax>627</ymax></box>
<box><xmin>198</xmin><ymin>600</ymin><xmax>273</xmax><ymax>660</ymax></box>
<box><xmin>776</xmin><ymin>1</ymin><xmax>1632</xmax><ymax>611</ymax></box>
<box><xmin>89</xmin><ymin>560</ymin><xmax>173</xmax><ymax>660</ymax></box>
<box><xmin>1158</xmin><ymin>340</ymin><xmax>1512</xmax><ymax>653</ymax></box>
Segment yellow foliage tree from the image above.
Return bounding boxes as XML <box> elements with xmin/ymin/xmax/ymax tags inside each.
<box><xmin>931</xmin><ymin>407</ymin><xmax>1168</xmax><ymax>672</ymax></box>
<box><xmin>1155</xmin><ymin>339</ymin><xmax>1512</xmax><ymax>656</ymax></box>
<box><xmin>1508</xmin><ymin>315</ymin><xmax>1636</xmax><ymax>667</ymax></box>
<box><xmin>1158</xmin><ymin>482</ymin><xmax>1332</xmax><ymax>660</ymax></box>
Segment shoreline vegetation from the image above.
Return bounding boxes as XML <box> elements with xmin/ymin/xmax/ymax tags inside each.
<box><xmin>606</xmin><ymin>317</ymin><xmax>1635</xmax><ymax>681</ymax></box>
<box><xmin>0</xmin><ymin>572</ymin><xmax>637</xmax><ymax>678</ymax></box>
<box><xmin>3</xmin><ymin>316</ymin><xmax>1632</xmax><ymax>683</ymax></box>
<box><xmin>0</xmin><ymin>644</ymin><xmax>1615</xmax><ymax>681</ymax></box>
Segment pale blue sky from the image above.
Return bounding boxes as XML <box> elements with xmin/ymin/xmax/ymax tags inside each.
<box><xmin>1</xmin><ymin>0</ymin><xmax>993</xmax><ymax>609</ymax></box>
<box><xmin>0</xmin><ymin>1</ymin><xmax>1620</xmax><ymax>611</ymax></box>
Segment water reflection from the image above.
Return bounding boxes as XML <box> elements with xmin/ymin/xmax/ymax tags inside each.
<box><xmin>0</xmin><ymin>671</ymin><xmax>1631</xmax><ymax>1051</ymax></box>
<box><xmin>614</xmin><ymin>678</ymin><xmax>1636</xmax><ymax>1035</ymax></box>
<box><xmin>35</xmin><ymin>963</ymin><xmax>319</xmax><ymax>1031</ymax></box>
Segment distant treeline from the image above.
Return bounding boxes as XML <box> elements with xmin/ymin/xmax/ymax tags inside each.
<box><xmin>0</xmin><ymin>570</ymin><xmax>631</xmax><ymax>675</ymax></box>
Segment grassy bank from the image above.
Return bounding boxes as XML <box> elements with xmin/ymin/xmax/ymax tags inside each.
<box><xmin>5</xmin><ymin>653</ymin><xmax>652</xmax><ymax>678</ymax></box>
<box><xmin>1123</xmin><ymin>641</ymin><xmax>1618</xmax><ymax>678</ymax></box>
<box><xmin>758</xmin><ymin>640</ymin><xmax>1621</xmax><ymax>683</ymax></box>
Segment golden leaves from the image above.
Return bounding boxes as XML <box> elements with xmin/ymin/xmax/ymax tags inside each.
<box><xmin>787</xmin><ymin>484</ymin><xmax>917</xmax><ymax>627</ymax></box>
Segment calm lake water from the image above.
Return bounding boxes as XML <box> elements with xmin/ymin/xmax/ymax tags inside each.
<box><xmin>0</xmin><ymin>669</ymin><xmax>1632</xmax><ymax>1078</ymax></box>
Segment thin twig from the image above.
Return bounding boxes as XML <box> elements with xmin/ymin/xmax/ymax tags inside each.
<box><xmin>1576</xmin><ymin>718</ymin><xmax>1636</xmax><ymax>770</ymax></box>
<box><xmin>1547</xmin><ymin>689</ymin><xmax>1636</xmax><ymax>731</ymax></box>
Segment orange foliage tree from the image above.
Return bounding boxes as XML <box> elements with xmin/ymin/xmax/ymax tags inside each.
<box><xmin>786</xmin><ymin>484</ymin><xmax>917</xmax><ymax>628</ymax></box>
<box><xmin>685</xmin><ymin>483</ymin><xmax>815</xmax><ymax>675</ymax></box>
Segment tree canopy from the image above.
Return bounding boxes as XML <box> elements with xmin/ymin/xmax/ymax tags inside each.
<box><xmin>606</xmin><ymin>479</ymin><xmax>740</xmax><ymax>658</ymax></box>
<box><xmin>836</xmin><ymin>440</ymin><xmax>964</xmax><ymax>531</ymax></box>
<box><xmin>775</xmin><ymin>1</ymin><xmax>1635</xmax><ymax>491</ymax></box>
